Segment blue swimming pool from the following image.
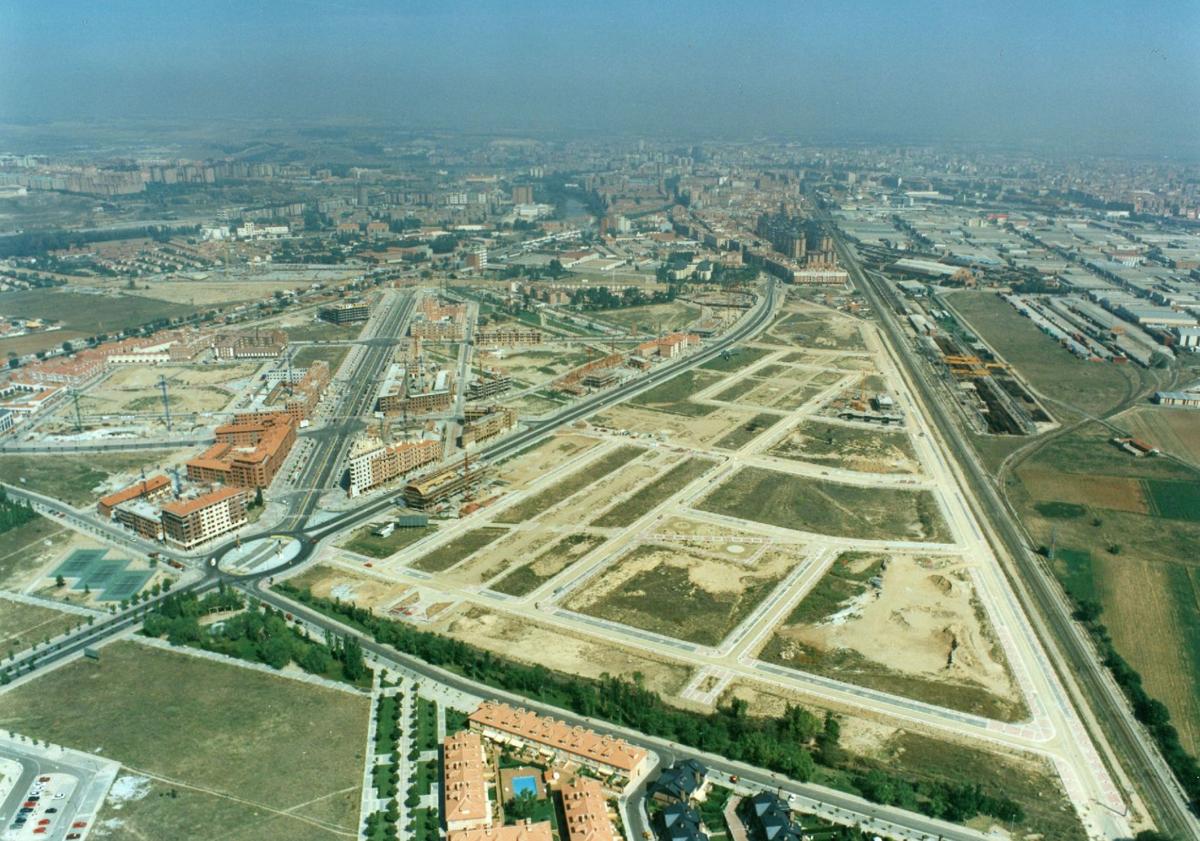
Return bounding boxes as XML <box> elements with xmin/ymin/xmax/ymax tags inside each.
<box><xmin>511</xmin><ymin>775</ymin><xmax>537</xmax><ymax>797</ymax></box>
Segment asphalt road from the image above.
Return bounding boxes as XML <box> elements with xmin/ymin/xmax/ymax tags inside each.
<box><xmin>825</xmin><ymin>218</ymin><xmax>1199</xmax><ymax>839</ymax></box>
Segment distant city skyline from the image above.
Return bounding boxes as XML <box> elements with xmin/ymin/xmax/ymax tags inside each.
<box><xmin>1</xmin><ymin>0</ymin><xmax>1198</xmax><ymax>156</ymax></box>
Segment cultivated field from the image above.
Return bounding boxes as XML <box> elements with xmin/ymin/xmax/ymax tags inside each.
<box><xmin>758</xmin><ymin>552</ymin><xmax>1025</xmax><ymax>721</ymax></box>
<box><xmin>565</xmin><ymin>542</ymin><xmax>800</xmax><ymax>647</ymax></box>
<box><xmin>769</xmin><ymin>419</ymin><xmax>922</xmax><ymax>475</ymax></box>
<box><xmin>1011</xmin><ymin>421</ymin><xmax>1200</xmax><ymax>750</ymax></box>
<box><xmin>0</xmin><ymin>641</ymin><xmax>368</xmax><ymax>841</ymax></box>
<box><xmin>697</xmin><ymin>467</ymin><xmax>951</xmax><ymax>543</ymax></box>
<box><xmin>1114</xmin><ymin>405</ymin><xmax>1200</xmax><ymax>466</ymax></box>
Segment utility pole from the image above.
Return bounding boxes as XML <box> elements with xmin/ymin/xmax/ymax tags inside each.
<box><xmin>70</xmin><ymin>388</ymin><xmax>83</xmax><ymax>432</ymax></box>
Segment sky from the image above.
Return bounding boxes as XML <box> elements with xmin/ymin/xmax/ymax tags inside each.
<box><xmin>1</xmin><ymin>0</ymin><xmax>1198</xmax><ymax>155</ymax></box>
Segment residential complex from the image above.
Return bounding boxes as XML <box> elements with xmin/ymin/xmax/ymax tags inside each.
<box><xmin>160</xmin><ymin>486</ymin><xmax>248</xmax><ymax>549</ymax></box>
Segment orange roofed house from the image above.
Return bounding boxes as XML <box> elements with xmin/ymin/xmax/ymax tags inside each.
<box><xmin>468</xmin><ymin>702</ymin><xmax>650</xmax><ymax>785</ymax></box>
<box><xmin>98</xmin><ymin>474</ymin><xmax>172</xmax><ymax>519</ymax></box>
<box><xmin>448</xmin><ymin>824</ymin><xmax>553</xmax><ymax>841</ymax></box>
<box><xmin>443</xmin><ymin>731</ymin><xmax>493</xmax><ymax>833</ymax></box>
<box><xmin>560</xmin><ymin>777</ymin><xmax>617</xmax><ymax>841</ymax></box>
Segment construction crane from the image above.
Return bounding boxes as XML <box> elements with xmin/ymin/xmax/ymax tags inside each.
<box><xmin>158</xmin><ymin>375</ymin><xmax>173</xmax><ymax>432</ymax></box>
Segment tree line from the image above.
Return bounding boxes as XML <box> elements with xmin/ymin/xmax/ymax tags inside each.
<box><xmin>278</xmin><ymin>584</ymin><xmax>1026</xmax><ymax>826</ymax></box>
<box><xmin>142</xmin><ymin>587</ymin><xmax>367</xmax><ymax>684</ymax></box>
<box><xmin>0</xmin><ymin>490</ymin><xmax>37</xmax><ymax>535</ymax></box>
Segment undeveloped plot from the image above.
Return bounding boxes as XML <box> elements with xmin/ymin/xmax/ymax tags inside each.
<box><xmin>758</xmin><ymin>552</ymin><xmax>1026</xmax><ymax>722</ymax></box>
<box><xmin>288</xmin><ymin>564</ymin><xmax>413</xmax><ymax>612</ymax></box>
<box><xmin>1020</xmin><ymin>468</ymin><xmax>1149</xmax><ymax>515</ymax></box>
<box><xmin>499</xmin><ymin>433</ymin><xmax>602</xmax><ymax>490</ymax></box>
<box><xmin>629</xmin><ymin>368</ymin><xmax>725</xmax><ymax>417</ymax></box>
<box><xmin>763</xmin><ymin>306</ymin><xmax>867</xmax><ymax>351</ymax></box>
<box><xmin>565</xmin><ymin>542</ymin><xmax>798</xmax><ymax>647</ymax></box>
<box><xmin>594</xmin><ymin>404</ymin><xmax>765</xmax><ymax>449</ymax></box>
<box><xmin>494</xmin><ymin>445</ymin><xmax>643</xmax><ymax>523</ymax></box>
<box><xmin>590</xmin><ymin>456</ymin><xmax>717</xmax><ymax>527</ymax></box>
<box><xmin>769</xmin><ymin>419</ymin><xmax>922</xmax><ymax>475</ymax></box>
<box><xmin>433</xmin><ymin>605</ymin><xmax>691</xmax><ymax>697</ymax></box>
<box><xmin>482</xmin><ymin>347</ymin><xmax>594</xmax><ymax>390</ymax></box>
<box><xmin>697</xmin><ymin>466</ymin><xmax>951</xmax><ymax>543</ymax></box>
<box><xmin>130</xmin><ymin>279</ymin><xmax>306</xmax><ymax>305</ymax></box>
<box><xmin>490</xmin><ymin>532</ymin><xmax>609</xmax><ymax>596</ymax></box>
<box><xmin>442</xmin><ymin>527</ymin><xmax>563</xmax><ymax>588</ymax></box>
<box><xmin>408</xmin><ymin>526</ymin><xmax>510</xmax><ymax>573</ymax></box>
<box><xmin>0</xmin><ymin>594</ymin><xmax>78</xmax><ymax>653</ymax></box>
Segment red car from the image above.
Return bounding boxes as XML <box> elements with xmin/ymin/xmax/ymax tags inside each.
<box><xmin>73</xmin><ymin>822</ymin><xmax>88</xmax><ymax>829</ymax></box>
<box><xmin>38</xmin><ymin>818</ymin><xmax>51</xmax><ymax>825</ymax></box>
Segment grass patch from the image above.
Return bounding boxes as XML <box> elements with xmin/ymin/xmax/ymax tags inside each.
<box><xmin>341</xmin><ymin>523</ymin><xmax>438</xmax><ymax>559</ymax></box>
<box><xmin>410</xmin><ymin>527</ymin><xmax>508</xmax><ymax>573</ymax></box>
<box><xmin>0</xmin><ymin>595</ymin><xmax>78</xmax><ymax>654</ymax></box>
<box><xmin>0</xmin><ymin>641</ymin><xmax>366</xmax><ymax>837</ymax></box>
<box><xmin>1033</xmin><ymin>501</ymin><xmax>1088</xmax><ymax>519</ymax></box>
<box><xmin>494</xmin><ymin>446</ymin><xmax>642</xmax><ymax>523</ymax></box>
<box><xmin>414</xmin><ymin>696</ymin><xmax>439</xmax><ymax>752</ymax></box>
<box><xmin>292</xmin><ymin>343</ymin><xmax>351</xmax><ymax>374</ymax></box>
<box><xmin>592</xmin><ymin>458</ymin><xmax>716</xmax><ymax>527</ymax></box>
<box><xmin>0</xmin><ymin>515</ymin><xmax>66</xmax><ymax>588</ymax></box>
<box><xmin>0</xmin><ymin>450</ymin><xmax>182</xmax><ymax>506</ymax></box>
<box><xmin>946</xmin><ymin>291</ymin><xmax>1135</xmax><ymax>416</ymax></box>
<box><xmin>714</xmin><ymin>379</ymin><xmax>759</xmax><ymax>402</ymax></box>
<box><xmin>0</xmin><ymin>288</ymin><xmax>196</xmax><ymax>355</ymax></box>
<box><xmin>629</xmin><ymin>369</ymin><xmax>723</xmax><ymax>417</ymax></box>
<box><xmin>768</xmin><ymin>419</ymin><xmax>919</xmax><ymax>474</ymax></box>
<box><xmin>491</xmin><ymin>533</ymin><xmax>607</xmax><ymax>596</ymax></box>
<box><xmin>698</xmin><ymin>467</ymin><xmax>951</xmax><ymax>542</ymax></box>
<box><xmin>699</xmin><ymin>346</ymin><xmax>770</xmax><ymax>373</ymax></box>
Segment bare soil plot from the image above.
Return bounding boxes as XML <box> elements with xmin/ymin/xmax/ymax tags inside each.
<box><xmin>564</xmin><ymin>542</ymin><xmax>796</xmax><ymax>646</ymax></box>
<box><xmin>768</xmin><ymin>419</ymin><xmax>922</xmax><ymax>475</ymax></box>
<box><xmin>437</xmin><ymin>527</ymin><xmax>562</xmax><ymax>588</ymax></box>
<box><xmin>337</xmin><ymin>523</ymin><xmax>437</xmax><ymax>559</ymax></box>
<box><xmin>656</xmin><ymin>515</ymin><xmax>783</xmax><ymax>546</ymax></box>
<box><xmin>588</xmin><ymin>301</ymin><xmax>701</xmax><ymax>333</ymax></box>
<box><xmin>0</xmin><ymin>641</ymin><xmax>367</xmax><ymax>840</ymax></box>
<box><xmin>291</xmin><ymin>344</ymin><xmax>351</xmax><ymax>375</ymax></box>
<box><xmin>593</xmin><ymin>404</ymin><xmax>765</xmax><ymax>449</ymax></box>
<box><xmin>287</xmin><ymin>564</ymin><xmax>412</xmax><ymax>612</ymax></box>
<box><xmin>758</xmin><ymin>552</ymin><xmax>1025</xmax><ymax>721</ymax></box>
<box><xmin>762</xmin><ymin>306</ymin><xmax>867</xmax><ymax>351</ymax></box>
<box><xmin>409</xmin><ymin>526</ymin><xmax>510</xmax><ymax>573</ymax></box>
<box><xmin>493</xmin><ymin>445</ymin><xmax>643</xmax><ymax>523</ymax></box>
<box><xmin>129</xmin><ymin>279</ymin><xmax>306</xmax><ymax>305</ymax></box>
<box><xmin>483</xmin><ymin>347</ymin><xmax>595</xmax><ymax>390</ymax></box>
<box><xmin>490</xmin><ymin>532</ymin><xmax>609</xmax><ymax>596</ymax></box>
<box><xmin>498</xmin><ymin>433</ymin><xmax>602</xmax><ymax>490</ymax></box>
<box><xmin>80</xmin><ymin>363</ymin><xmax>254</xmax><ymax>416</ymax></box>
<box><xmin>712</xmin><ymin>414</ymin><xmax>782</xmax><ymax>450</ymax></box>
<box><xmin>590</xmin><ymin>457</ymin><xmax>718</xmax><ymax>528</ymax></box>
<box><xmin>435</xmin><ymin>605</ymin><xmax>691</xmax><ymax>697</ymax></box>
<box><xmin>698</xmin><ymin>346</ymin><xmax>773</xmax><ymax>373</ymax></box>
<box><xmin>697</xmin><ymin>467</ymin><xmax>951</xmax><ymax>543</ymax></box>
<box><xmin>1114</xmin><ymin>405</ymin><xmax>1200</xmax><ymax>466</ymax></box>
<box><xmin>0</xmin><ymin>594</ymin><xmax>78</xmax><ymax>654</ymax></box>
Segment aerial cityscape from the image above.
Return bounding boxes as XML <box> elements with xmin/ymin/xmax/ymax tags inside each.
<box><xmin>0</xmin><ymin>2</ymin><xmax>1197</xmax><ymax>841</ymax></box>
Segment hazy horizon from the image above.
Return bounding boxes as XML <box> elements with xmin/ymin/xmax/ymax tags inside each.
<box><xmin>2</xmin><ymin>0</ymin><xmax>1198</xmax><ymax>156</ymax></box>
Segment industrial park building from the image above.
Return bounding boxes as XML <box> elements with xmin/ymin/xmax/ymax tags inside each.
<box><xmin>347</xmin><ymin>437</ymin><xmax>442</xmax><ymax>497</ymax></box>
<box><xmin>161</xmin><ymin>486</ymin><xmax>247</xmax><ymax>549</ymax></box>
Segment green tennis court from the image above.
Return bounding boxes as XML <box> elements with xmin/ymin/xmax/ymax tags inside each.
<box><xmin>53</xmin><ymin>549</ymin><xmax>153</xmax><ymax>602</ymax></box>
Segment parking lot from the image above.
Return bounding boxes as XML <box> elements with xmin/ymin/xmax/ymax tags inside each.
<box><xmin>0</xmin><ymin>735</ymin><xmax>117</xmax><ymax>841</ymax></box>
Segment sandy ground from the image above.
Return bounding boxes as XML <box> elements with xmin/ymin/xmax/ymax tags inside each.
<box><xmin>288</xmin><ymin>564</ymin><xmax>413</xmax><ymax>612</ymax></box>
<box><xmin>769</xmin><ymin>421</ymin><xmax>923</xmax><ymax>475</ymax></box>
<box><xmin>595</xmin><ymin>404</ymin><xmax>764</xmax><ymax>448</ymax></box>
<box><xmin>499</xmin><ymin>433</ymin><xmax>602</xmax><ymax>490</ymax></box>
<box><xmin>769</xmin><ymin>554</ymin><xmax>1019</xmax><ymax>703</ymax></box>
<box><xmin>433</xmin><ymin>605</ymin><xmax>692</xmax><ymax>696</ymax></box>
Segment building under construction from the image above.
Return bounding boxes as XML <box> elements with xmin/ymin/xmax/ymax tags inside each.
<box><xmin>403</xmin><ymin>461</ymin><xmax>493</xmax><ymax>510</ymax></box>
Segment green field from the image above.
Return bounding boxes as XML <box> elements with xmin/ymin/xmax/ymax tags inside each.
<box><xmin>0</xmin><ymin>641</ymin><xmax>367</xmax><ymax>841</ymax></box>
<box><xmin>589</xmin><ymin>302</ymin><xmax>701</xmax><ymax>333</ymax></box>
<box><xmin>0</xmin><ymin>288</ymin><xmax>197</xmax><ymax>355</ymax></box>
<box><xmin>410</xmin><ymin>527</ymin><xmax>508</xmax><ymax>573</ymax></box>
<box><xmin>0</xmin><ymin>450</ymin><xmax>184</xmax><ymax>506</ymax></box>
<box><xmin>291</xmin><ymin>343</ymin><xmax>351</xmax><ymax>375</ymax></box>
<box><xmin>1144</xmin><ymin>479</ymin><xmax>1200</xmax><ymax>522</ymax></box>
<box><xmin>284</xmin><ymin>319</ymin><xmax>364</xmax><ymax>343</ymax></box>
<box><xmin>629</xmin><ymin>369</ymin><xmax>723</xmax><ymax>416</ymax></box>
<box><xmin>0</xmin><ymin>595</ymin><xmax>78</xmax><ymax>654</ymax></box>
<box><xmin>0</xmin><ymin>515</ymin><xmax>68</xmax><ymax>588</ymax></box>
<box><xmin>494</xmin><ymin>446</ymin><xmax>642</xmax><ymax>524</ymax></box>
<box><xmin>591</xmin><ymin>458</ymin><xmax>716</xmax><ymax>527</ymax></box>
<box><xmin>699</xmin><ymin>346</ymin><xmax>771</xmax><ymax>373</ymax></box>
<box><xmin>340</xmin><ymin>523</ymin><xmax>437</xmax><ymax>559</ymax></box>
<box><xmin>946</xmin><ymin>291</ymin><xmax>1136</xmax><ymax>415</ymax></box>
<box><xmin>698</xmin><ymin>467</ymin><xmax>951</xmax><ymax>542</ymax></box>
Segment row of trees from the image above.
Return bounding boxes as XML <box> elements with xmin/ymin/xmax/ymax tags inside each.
<box><xmin>0</xmin><ymin>225</ymin><xmax>196</xmax><ymax>259</ymax></box>
<box><xmin>278</xmin><ymin>584</ymin><xmax>1025</xmax><ymax>825</ymax></box>
<box><xmin>142</xmin><ymin>588</ymin><xmax>367</xmax><ymax>683</ymax></box>
<box><xmin>0</xmin><ymin>489</ymin><xmax>37</xmax><ymax>535</ymax></box>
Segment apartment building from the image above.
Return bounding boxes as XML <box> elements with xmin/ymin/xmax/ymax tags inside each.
<box><xmin>186</xmin><ymin>412</ymin><xmax>297</xmax><ymax>488</ymax></box>
<box><xmin>465</xmin><ymin>369</ymin><xmax>513</xmax><ymax>401</ymax></box>
<box><xmin>347</xmin><ymin>436</ymin><xmax>441</xmax><ymax>497</ymax></box>
<box><xmin>161</xmin><ymin>486</ymin><xmax>247</xmax><ymax>549</ymax></box>
<box><xmin>212</xmin><ymin>328</ymin><xmax>288</xmax><ymax>359</ymax></box>
<box><xmin>476</xmin><ymin>327</ymin><xmax>542</xmax><ymax>347</ymax></box>
<box><xmin>468</xmin><ymin>702</ymin><xmax>650</xmax><ymax>784</ymax></box>
<box><xmin>98</xmin><ymin>474</ymin><xmax>172</xmax><ymax>519</ymax></box>
<box><xmin>113</xmin><ymin>498</ymin><xmax>165</xmax><ymax>541</ymax></box>
<box><xmin>319</xmin><ymin>301</ymin><xmax>370</xmax><ymax>324</ymax></box>
<box><xmin>459</xmin><ymin>406</ymin><xmax>517</xmax><ymax>448</ymax></box>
